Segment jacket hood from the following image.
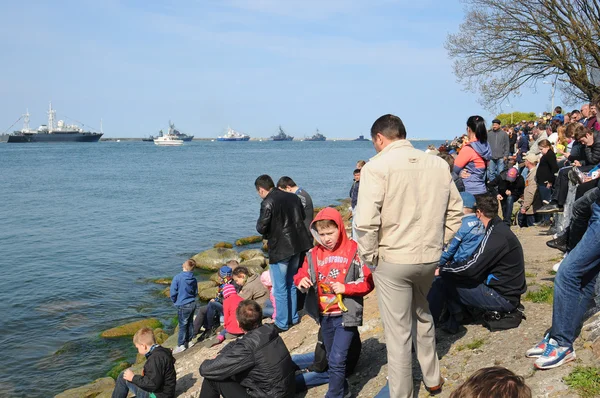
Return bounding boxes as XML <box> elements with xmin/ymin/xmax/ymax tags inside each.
<box><xmin>310</xmin><ymin>207</ymin><xmax>357</xmax><ymax>261</ymax></box>
<box><xmin>470</xmin><ymin>140</ymin><xmax>492</xmax><ymax>161</ymax></box>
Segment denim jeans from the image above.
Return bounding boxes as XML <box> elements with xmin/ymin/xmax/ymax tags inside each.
<box><xmin>111</xmin><ymin>371</ymin><xmax>150</xmax><ymax>398</ymax></box>
<box><xmin>292</xmin><ymin>352</ymin><xmax>331</xmax><ymax>391</ymax></box>
<box><xmin>177</xmin><ymin>301</ymin><xmax>197</xmax><ymax>346</ymax></box>
<box><xmin>321</xmin><ymin>315</ymin><xmax>356</xmax><ymax>398</ymax></box>
<box><xmin>270</xmin><ymin>254</ymin><xmax>300</xmax><ymax>330</ymax></box>
<box><xmin>374</xmin><ymin>382</ymin><xmax>390</xmax><ymax>398</ymax></box>
<box><xmin>551</xmin><ymin>202</ymin><xmax>600</xmax><ymax>348</ymax></box>
<box><xmin>488</xmin><ymin>158</ymin><xmax>505</xmax><ymax>182</ymax></box>
<box><xmin>206</xmin><ymin>300</ymin><xmax>223</xmax><ymax>330</ymax></box>
<box><xmin>262</xmin><ymin>297</ymin><xmax>274</xmax><ymax>319</ymax></box>
<box><xmin>501</xmin><ymin>195</ymin><xmax>516</xmax><ymax>226</ymax></box>
<box><xmin>569</xmin><ymin>188</ymin><xmax>600</xmax><ymax>250</ymax></box>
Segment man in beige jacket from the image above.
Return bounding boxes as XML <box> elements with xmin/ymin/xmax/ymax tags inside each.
<box><xmin>355</xmin><ymin>114</ymin><xmax>462</xmax><ymax>398</ymax></box>
<box><xmin>520</xmin><ymin>153</ymin><xmax>541</xmax><ymax>226</ymax></box>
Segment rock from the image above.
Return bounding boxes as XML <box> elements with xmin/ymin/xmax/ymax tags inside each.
<box><xmin>198</xmin><ymin>280</ymin><xmax>217</xmax><ymax>291</ymax></box>
<box><xmin>209</xmin><ymin>273</ymin><xmax>221</xmax><ymax>284</ymax></box>
<box><xmin>199</xmin><ymin>287</ymin><xmax>219</xmax><ymax>301</ymax></box>
<box><xmin>235</xmin><ymin>235</ymin><xmax>263</xmax><ymax>246</ymax></box>
<box><xmin>239</xmin><ymin>249</ymin><xmax>265</xmax><ymax>261</ymax></box>
<box><xmin>213</xmin><ymin>242</ymin><xmax>233</xmax><ymax>249</ymax></box>
<box><xmin>149</xmin><ymin>277</ymin><xmax>172</xmax><ymax>285</ymax></box>
<box><xmin>191</xmin><ymin>248</ymin><xmax>241</xmax><ymax>271</ymax></box>
<box><xmin>242</xmin><ymin>264</ymin><xmax>266</xmax><ymax>277</ymax></box>
<box><xmin>240</xmin><ymin>257</ymin><xmax>266</xmax><ymax>269</ymax></box>
<box><xmin>55</xmin><ymin>377</ymin><xmax>115</xmax><ymax>398</ymax></box>
<box><xmin>107</xmin><ymin>361</ymin><xmax>131</xmax><ymax>379</ymax></box>
<box><xmin>100</xmin><ymin>318</ymin><xmax>163</xmax><ymax>338</ymax></box>
<box><xmin>161</xmin><ymin>286</ymin><xmax>170</xmax><ymax>297</ymax></box>
<box><xmin>153</xmin><ymin>328</ymin><xmax>169</xmax><ymax>344</ymax></box>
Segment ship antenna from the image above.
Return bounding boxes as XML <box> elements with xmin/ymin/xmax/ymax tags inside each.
<box><xmin>23</xmin><ymin>109</ymin><xmax>30</xmax><ymax>131</ymax></box>
<box><xmin>47</xmin><ymin>102</ymin><xmax>55</xmax><ymax>131</ymax></box>
<box><xmin>100</xmin><ymin>118</ymin><xmax>103</xmax><ymax>134</ymax></box>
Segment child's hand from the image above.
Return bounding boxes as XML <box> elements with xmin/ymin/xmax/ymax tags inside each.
<box><xmin>123</xmin><ymin>368</ymin><xmax>135</xmax><ymax>381</ymax></box>
<box><xmin>331</xmin><ymin>282</ymin><xmax>346</xmax><ymax>294</ymax></box>
<box><xmin>297</xmin><ymin>277</ymin><xmax>313</xmax><ymax>289</ymax></box>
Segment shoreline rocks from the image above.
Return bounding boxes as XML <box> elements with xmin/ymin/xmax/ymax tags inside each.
<box><xmin>100</xmin><ymin>318</ymin><xmax>163</xmax><ymax>338</ymax></box>
<box><xmin>191</xmin><ymin>248</ymin><xmax>242</xmax><ymax>271</ymax></box>
<box><xmin>235</xmin><ymin>235</ymin><xmax>263</xmax><ymax>246</ymax></box>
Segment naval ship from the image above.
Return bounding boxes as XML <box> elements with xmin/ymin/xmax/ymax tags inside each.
<box><xmin>6</xmin><ymin>103</ymin><xmax>103</xmax><ymax>143</ymax></box>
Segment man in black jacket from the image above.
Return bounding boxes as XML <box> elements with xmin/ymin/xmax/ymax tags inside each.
<box><xmin>112</xmin><ymin>328</ymin><xmax>176</xmax><ymax>398</ymax></box>
<box><xmin>199</xmin><ymin>300</ymin><xmax>295</xmax><ymax>398</ymax></box>
<box><xmin>255</xmin><ymin>174</ymin><xmax>313</xmax><ymax>331</ymax></box>
<box><xmin>428</xmin><ymin>194</ymin><xmax>527</xmax><ymax>333</ymax></box>
<box><xmin>489</xmin><ymin>167</ymin><xmax>525</xmax><ymax>226</ymax></box>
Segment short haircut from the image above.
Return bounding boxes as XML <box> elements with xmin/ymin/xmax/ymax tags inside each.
<box><xmin>449</xmin><ymin>367</ymin><xmax>531</xmax><ymax>398</ymax></box>
<box><xmin>438</xmin><ymin>153</ymin><xmax>454</xmax><ymax>171</ymax></box>
<box><xmin>370</xmin><ymin>114</ymin><xmax>407</xmax><ymax>140</ymax></box>
<box><xmin>537</xmin><ymin>139</ymin><xmax>552</xmax><ymax>149</ymax></box>
<box><xmin>276</xmin><ymin>176</ymin><xmax>296</xmax><ymax>189</ymax></box>
<box><xmin>353</xmin><ymin>169</ymin><xmax>361</xmax><ymax>174</ymax></box>
<box><xmin>183</xmin><ymin>259</ymin><xmax>196</xmax><ymax>271</ymax></box>
<box><xmin>574</xmin><ymin>125</ymin><xmax>591</xmax><ymax>141</ymax></box>
<box><xmin>356</xmin><ymin>160</ymin><xmax>366</xmax><ymax>168</ymax></box>
<box><xmin>536</xmin><ymin>122</ymin><xmax>546</xmax><ymax>130</ymax></box>
<box><xmin>232</xmin><ymin>266</ymin><xmax>249</xmax><ymax>277</ymax></box>
<box><xmin>314</xmin><ymin>219</ymin><xmax>338</xmax><ymax>231</ymax></box>
<box><xmin>236</xmin><ymin>300</ymin><xmax>262</xmax><ymax>331</ymax></box>
<box><xmin>475</xmin><ymin>194</ymin><xmax>498</xmax><ymax>219</ymax></box>
<box><xmin>133</xmin><ymin>327</ymin><xmax>156</xmax><ymax>346</ymax></box>
<box><xmin>255</xmin><ymin>174</ymin><xmax>275</xmax><ymax>191</ymax></box>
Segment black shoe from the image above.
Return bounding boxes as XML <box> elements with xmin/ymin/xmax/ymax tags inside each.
<box><xmin>537</xmin><ymin>203</ymin><xmax>563</xmax><ymax>214</ymax></box>
<box><xmin>547</xmin><ymin>235</ymin><xmax>568</xmax><ymax>252</ymax></box>
<box><xmin>273</xmin><ymin>324</ymin><xmax>288</xmax><ymax>334</ymax></box>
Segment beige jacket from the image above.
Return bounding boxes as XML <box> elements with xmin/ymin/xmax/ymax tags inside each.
<box><xmin>523</xmin><ymin>166</ymin><xmax>542</xmax><ymax>215</ymax></box>
<box><xmin>355</xmin><ymin>140</ymin><xmax>463</xmax><ymax>265</ymax></box>
<box><xmin>238</xmin><ymin>274</ymin><xmax>269</xmax><ymax>307</ymax></box>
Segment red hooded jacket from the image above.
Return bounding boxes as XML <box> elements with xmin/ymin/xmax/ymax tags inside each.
<box><xmin>294</xmin><ymin>207</ymin><xmax>373</xmax><ymax>315</ymax></box>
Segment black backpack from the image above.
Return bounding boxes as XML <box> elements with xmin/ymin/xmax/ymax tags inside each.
<box><xmin>482</xmin><ymin>304</ymin><xmax>525</xmax><ymax>332</ymax></box>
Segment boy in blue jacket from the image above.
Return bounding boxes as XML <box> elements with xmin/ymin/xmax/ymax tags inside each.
<box><xmin>170</xmin><ymin>259</ymin><xmax>198</xmax><ymax>354</ymax></box>
<box><xmin>439</xmin><ymin>192</ymin><xmax>485</xmax><ymax>265</ymax></box>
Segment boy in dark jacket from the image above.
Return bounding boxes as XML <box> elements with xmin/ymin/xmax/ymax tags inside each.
<box><xmin>112</xmin><ymin>327</ymin><xmax>176</xmax><ymax>398</ymax></box>
<box><xmin>489</xmin><ymin>167</ymin><xmax>526</xmax><ymax>225</ymax></box>
<box><xmin>294</xmin><ymin>207</ymin><xmax>374</xmax><ymax>398</ymax></box>
<box><xmin>199</xmin><ymin>300</ymin><xmax>296</xmax><ymax>398</ymax></box>
<box><xmin>170</xmin><ymin>259</ymin><xmax>198</xmax><ymax>354</ymax></box>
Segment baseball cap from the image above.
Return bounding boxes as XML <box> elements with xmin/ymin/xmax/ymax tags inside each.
<box><xmin>460</xmin><ymin>192</ymin><xmax>477</xmax><ymax>210</ymax></box>
<box><xmin>506</xmin><ymin>167</ymin><xmax>518</xmax><ymax>182</ymax></box>
<box><xmin>524</xmin><ymin>153</ymin><xmax>539</xmax><ymax>164</ymax></box>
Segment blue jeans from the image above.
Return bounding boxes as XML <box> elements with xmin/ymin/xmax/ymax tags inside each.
<box><xmin>177</xmin><ymin>301</ymin><xmax>197</xmax><ymax>347</ymax></box>
<box><xmin>112</xmin><ymin>371</ymin><xmax>150</xmax><ymax>398</ymax></box>
<box><xmin>374</xmin><ymin>383</ymin><xmax>390</xmax><ymax>398</ymax></box>
<box><xmin>321</xmin><ymin>315</ymin><xmax>356</xmax><ymax>398</ymax></box>
<box><xmin>501</xmin><ymin>195</ymin><xmax>516</xmax><ymax>225</ymax></box>
<box><xmin>488</xmin><ymin>158</ymin><xmax>505</xmax><ymax>182</ymax></box>
<box><xmin>206</xmin><ymin>300</ymin><xmax>223</xmax><ymax>330</ymax></box>
<box><xmin>263</xmin><ymin>297</ymin><xmax>274</xmax><ymax>319</ymax></box>
<box><xmin>292</xmin><ymin>352</ymin><xmax>331</xmax><ymax>391</ymax></box>
<box><xmin>270</xmin><ymin>254</ymin><xmax>300</xmax><ymax>330</ymax></box>
<box><xmin>551</xmin><ymin>202</ymin><xmax>600</xmax><ymax>348</ymax></box>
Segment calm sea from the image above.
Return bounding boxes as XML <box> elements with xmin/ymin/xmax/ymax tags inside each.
<box><xmin>0</xmin><ymin>139</ymin><xmax>441</xmax><ymax>397</ymax></box>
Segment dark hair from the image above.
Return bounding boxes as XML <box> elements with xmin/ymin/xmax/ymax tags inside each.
<box><xmin>236</xmin><ymin>300</ymin><xmax>262</xmax><ymax>331</ymax></box>
<box><xmin>475</xmin><ymin>194</ymin><xmax>498</xmax><ymax>219</ymax></box>
<box><xmin>276</xmin><ymin>176</ymin><xmax>296</xmax><ymax>189</ymax></box>
<box><xmin>353</xmin><ymin>169</ymin><xmax>361</xmax><ymax>174</ymax></box>
<box><xmin>449</xmin><ymin>367</ymin><xmax>531</xmax><ymax>398</ymax></box>
<box><xmin>574</xmin><ymin>125</ymin><xmax>591</xmax><ymax>141</ymax></box>
<box><xmin>571</xmin><ymin>109</ymin><xmax>580</xmax><ymax>115</ymax></box>
<box><xmin>438</xmin><ymin>153</ymin><xmax>454</xmax><ymax>171</ymax></box>
<box><xmin>466</xmin><ymin>116</ymin><xmax>488</xmax><ymax>144</ymax></box>
<box><xmin>555</xmin><ymin>106</ymin><xmax>562</xmax><ymax>114</ymax></box>
<box><xmin>232</xmin><ymin>266</ymin><xmax>249</xmax><ymax>277</ymax></box>
<box><xmin>537</xmin><ymin>139</ymin><xmax>552</xmax><ymax>149</ymax></box>
<box><xmin>255</xmin><ymin>175</ymin><xmax>275</xmax><ymax>191</ymax></box>
<box><xmin>370</xmin><ymin>114</ymin><xmax>407</xmax><ymax>140</ymax></box>
<box><xmin>537</xmin><ymin>122</ymin><xmax>547</xmax><ymax>130</ymax></box>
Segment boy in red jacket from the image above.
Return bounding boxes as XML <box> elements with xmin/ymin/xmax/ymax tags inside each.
<box><xmin>294</xmin><ymin>207</ymin><xmax>374</xmax><ymax>398</ymax></box>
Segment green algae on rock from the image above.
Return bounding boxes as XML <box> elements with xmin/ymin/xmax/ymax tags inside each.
<box><xmin>191</xmin><ymin>248</ymin><xmax>242</xmax><ymax>271</ymax></box>
<box><xmin>235</xmin><ymin>235</ymin><xmax>263</xmax><ymax>246</ymax></box>
<box><xmin>107</xmin><ymin>361</ymin><xmax>131</xmax><ymax>379</ymax></box>
<box><xmin>199</xmin><ymin>287</ymin><xmax>219</xmax><ymax>301</ymax></box>
<box><xmin>213</xmin><ymin>242</ymin><xmax>233</xmax><ymax>248</ymax></box>
<box><xmin>55</xmin><ymin>377</ymin><xmax>115</xmax><ymax>398</ymax></box>
<box><xmin>100</xmin><ymin>318</ymin><xmax>163</xmax><ymax>338</ymax></box>
<box><xmin>239</xmin><ymin>249</ymin><xmax>265</xmax><ymax>261</ymax></box>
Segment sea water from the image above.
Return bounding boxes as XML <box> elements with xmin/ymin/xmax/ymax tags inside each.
<box><xmin>0</xmin><ymin>140</ymin><xmax>441</xmax><ymax>396</ymax></box>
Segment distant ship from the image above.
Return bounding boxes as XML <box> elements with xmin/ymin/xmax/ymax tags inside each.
<box><xmin>304</xmin><ymin>129</ymin><xmax>326</xmax><ymax>141</ymax></box>
<box><xmin>353</xmin><ymin>135</ymin><xmax>370</xmax><ymax>141</ymax></box>
<box><xmin>164</xmin><ymin>121</ymin><xmax>193</xmax><ymax>141</ymax></box>
<box><xmin>6</xmin><ymin>103</ymin><xmax>103</xmax><ymax>143</ymax></box>
<box><xmin>142</xmin><ymin>134</ymin><xmax>156</xmax><ymax>142</ymax></box>
<box><xmin>217</xmin><ymin>127</ymin><xmax>250</xmax><ymax>141</ymax></box>
<box><xmin>271</xmin><ymin>126</ymin><xmax>294</xmax><ymax>141</ymax></box>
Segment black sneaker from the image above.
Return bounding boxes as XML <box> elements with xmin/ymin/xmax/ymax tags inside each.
<box><xmin>273</xmin><ymin>324</ymin><xmax>288</xmax><ymax>334</ymax></box>
<box><xmin>537</xmin><ymin>203</ymin><xmax>563</xmax><ymax>214</ymax></box>
<box><xmin>547</xmin><ymin>235</ymin><xmax>568</xmax><ymax>252</ymax></box>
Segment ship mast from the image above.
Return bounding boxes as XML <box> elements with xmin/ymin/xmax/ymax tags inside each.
<box><xmin>47</xmin><ymin>102</ymin><xmax>56</xmax><ymax>132</ymax></box>
<box><xmin>23</xmin><ymin>109</ymin><xmax>30</xmax><ymax>132</ymax></box>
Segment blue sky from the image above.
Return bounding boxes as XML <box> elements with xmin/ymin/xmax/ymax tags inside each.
<box><xmin>0</xmin><ymin>0</ymin><xmax>562</xmax><ymax>139</ymax></box>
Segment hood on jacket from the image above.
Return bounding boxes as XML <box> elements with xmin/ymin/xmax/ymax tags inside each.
<box><xmin>469</xmin><ymin>140</ymin><xmax>492</xmax><ymax>161</ymax></box>
<box><xmin>310</xmin><ymin>207</ymin><xmax>357</xmax><ymax>262</ymax></box>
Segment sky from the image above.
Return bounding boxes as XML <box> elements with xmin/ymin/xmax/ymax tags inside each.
<box><xmin>0</xmin><ymin>0</ymin><xmax>563</xmax><ymax>139</ymax></box>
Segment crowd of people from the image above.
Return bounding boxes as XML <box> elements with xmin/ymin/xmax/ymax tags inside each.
<box><xmin>109</xmin><ymin>105</ymin><xmax>600</xmax><ymax>397</ymax></box>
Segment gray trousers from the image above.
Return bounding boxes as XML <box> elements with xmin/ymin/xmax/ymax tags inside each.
<box><xmin>373</xmin><ymin>260</ymin><xmax>441</xmax><ymax>398</ymax></box>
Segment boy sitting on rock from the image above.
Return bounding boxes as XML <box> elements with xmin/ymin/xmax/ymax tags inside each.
<box><xmin>209</xmin><ymin>283</ymin><xmax>244</xmax><ymax>346</ymax></box>
<box><xmin>112</xmin><ymin>327</ymin><xmax>176</xmax><ymax>398</ymax></box>
<box><xmin>170</xmin><ymin>259</ymin><xmax>198</xmax><ymax>354</ymax></box>
<box><xmin>294</xmin><ymin>207</ymin><xmax>374</xmax><ymax>398</ymax></box>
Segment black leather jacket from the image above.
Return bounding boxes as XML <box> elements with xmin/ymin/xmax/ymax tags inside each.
<box><xmin>199</xmin><ymin>324</ymin><xmax>296</xmax><ymax>397</ymax></box>
<box><xmin>256</xmin><ymin>189</ymin><xmax>313</xmax><ymax>264</ymax></box>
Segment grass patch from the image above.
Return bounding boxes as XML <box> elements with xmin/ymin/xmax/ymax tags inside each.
<box><xmin>564</xmin><ymin>366</ymin><xmax>600</xmax><ymax>398</ymax></box>
<box><xmin>107</xmin><ymin>361</ymin><xmax>131</xmax><ymax>379</ymax></box>
<box><xmin>456</xmin><ymin>338</ymin><xmax>485</xmax><ymax>352</ymax></box>
<box><xmin>170</xmin><ymin>315</ymin><xmax>178</xmax><ymax>328</ymax></box>
<box><xmin>549</xmin><ymin>270</ymin><xmax>557</xmax><ymax>275</ymax></box>
<box><xmin>524</xmin><ymin>285</ymin><xmax>554</xmax><ymax>304</ymax></box>
<box><xmin>525</xmin><ymin>272</ymin><xmax>537</xmax><ymax>278</ymax></box>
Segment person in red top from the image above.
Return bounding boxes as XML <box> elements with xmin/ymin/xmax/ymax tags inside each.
<box><xmin>294</xmin><ymin>207</ymin><xmax>374</xmax><ymax>398</ymax></box>
<box><xmin>211</xmin><ymin>283</ymin><xmax>244</xmax><ymax>346</ymax></box>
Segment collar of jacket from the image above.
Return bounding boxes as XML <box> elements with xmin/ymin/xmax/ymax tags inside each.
<box><xmin>371</xmin><ymin>139</ymin><xmax>413</xmax><ymax>159</ymax></box>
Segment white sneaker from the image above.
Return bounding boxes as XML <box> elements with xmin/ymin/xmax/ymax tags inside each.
<box><xmin>172</xmin><ymin>345</ymin><xmax>187</xmax><ymax>354</ymax></box>
<box><xmin>187</xmin><ymin>340</ymin><xmax>196</xmax><ymax>349</ymax></box>
<box><xmin>553</xmin><ymin>260</ymin><xmax>562</xmax><ymax>272</ymax></box>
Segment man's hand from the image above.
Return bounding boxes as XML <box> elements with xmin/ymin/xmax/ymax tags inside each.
<box><xmin>520</xmin><ymin>207</ymin><xmax>527</xmax><ymax>214</ymax></box>
<box><xmin>123</xmin><ymin>369</ymin><xmax>135</xmax><ymax>382</ymax></box>
<box><xmin>297</xmin><ymin>277</ymin><xmax>313</xmax><ymax>289</ymax></box>
<box><xmin>574</xmin><ymin>160</ymin><xmax>582</xmax><ymax>167</ymax></box>
<box><xmin>434</xmin><ymin>268</ymin><xmax>440</xmax><ymax>276</ymax></box>
<box><xmin>331</xmin><ymin>282</ymin><xmax>346</xmax><ymax>294</ymax></box>
<box><xmin>546</xmin><ymin>183</ymin><xmax>552</xmax><ymax>189</ymax></box>
<box><xmin>505</xmin><ymin>190</ymin><xmax>511</xmax><ymax>196</ymax></box>
<box><xmin>460</xmin><ymin>170</ymin><xmax>471</xmax><ymax>179</ymax></box>
<box><xmin>497</xmin><ymin>194</ymin><xmax>503</xmax><ymax>201</ymax></box>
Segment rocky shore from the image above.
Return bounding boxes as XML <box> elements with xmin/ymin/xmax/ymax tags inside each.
<box><xmin>57</xmin><ymin>215</ymin><xmax>600</xmax><ymax>397</ymax></box>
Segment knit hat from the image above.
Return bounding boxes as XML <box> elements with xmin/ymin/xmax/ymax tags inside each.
<box><xmin>506</xmin><ymin>167</ymin><xmax>519</xmax><ymax>182</ymax></box>
<box><xmin>460</xmin><ymin>192</ymin><xmax>477</xmax><ymax>210</ymax></box>
<box><xmin>219</xmin><ymin>265</ymin><xmax>233</xmax><ymax>278</ymax></box>
<box><xmin>222</xmin><ymin>283</ymin><xmax>237</xmax><ymax>299</ymax></box>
